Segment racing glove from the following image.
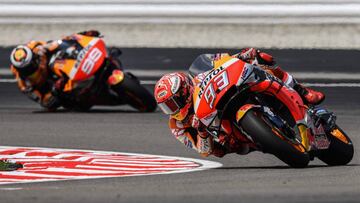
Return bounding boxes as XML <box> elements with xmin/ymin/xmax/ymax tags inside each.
<box><xmin>33</xmin><ymin>45</ymin><xmax>47</xmax><ymax>56</ymax></box>
<box><xmin>196</xmin><ymin>132</ymin><xmax>213</xmax><ymax>157</ymax></box>
<box><xmin>192</xmin><ymin>115</ymin><xmax>214</xmax><ymax>156</ymax></box>
<box><xmin>22</xmin><ymin>86</ymin><xmax>41</xmax><ymax>103</ymax></box>
<box><xmin>238</xmin><ymin>48</ymin><xmax>275</xmax><ymax>67</ymax></box>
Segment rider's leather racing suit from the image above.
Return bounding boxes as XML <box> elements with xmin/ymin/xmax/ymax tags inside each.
<box><xmin>10</xmin><ymin>40</ymin><xmax>61</xmax><ymax>110</ymax></box>
<box><xmin>10</xmin><ymin>30</ymin><xmax>101</xmax><ymax>110</ymax></box>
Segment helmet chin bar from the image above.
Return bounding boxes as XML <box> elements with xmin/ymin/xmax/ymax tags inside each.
<box><xmin>171</xmin><ymin>102</ymin><xmax>192</xmax><ymax>121</ymax></box>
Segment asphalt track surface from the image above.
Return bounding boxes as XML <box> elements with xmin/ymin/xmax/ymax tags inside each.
<box><xmin>0</xmin><ymin>49</ymin><xmax>359</xmax><ymax>203</ymax></box>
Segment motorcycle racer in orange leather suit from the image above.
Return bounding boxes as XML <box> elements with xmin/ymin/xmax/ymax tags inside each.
<box><xmin>10</xmin><ymin>30</ymin><xmax>102</xmax><ymax>111</ymax></box>
<box><xmin>154</xmin><ymin>48</ymin><xmax>325</xmax><ymax>157</ymax></box>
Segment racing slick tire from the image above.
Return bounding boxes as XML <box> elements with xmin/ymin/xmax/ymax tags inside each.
<box><xmin>240</xmin><ymin>110</ymin><xmax>310</xmax><ymax>168</ymax></box>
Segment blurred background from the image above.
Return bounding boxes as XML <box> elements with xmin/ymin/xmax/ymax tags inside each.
<box><xmin>0</xmin><ymin>1</ymin><xmax>359</xmax><ymax>203</ymax></box>
<box><xmin>0</xmin><ymin>0</ymin><xmax>360</xmax><ymax>49</ymax></box>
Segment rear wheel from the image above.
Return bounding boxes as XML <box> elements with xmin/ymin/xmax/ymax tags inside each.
<box><xmin>112</xmin><ymin>73</ymin><xmax>157</xmax><ymax>112</ymax></box>
<box><xmin>240</xmin><ymin>110</ymin><xmax>310</xmax><ymax>168</ymax></box>
<box><xmin>317</xmin><ymin>126</ymin><xmax>354</xmax><ymax>166</ymax></box>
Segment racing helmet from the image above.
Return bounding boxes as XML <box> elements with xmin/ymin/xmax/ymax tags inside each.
<box><xmin>154</xmin><ymin>72</ymin><xmax>194</xmax><ymax>121</ymax></box>
<box><xmin>10</xmin><ymin>45</ymin><xmax>38</xmax><ymax>79</ymax></box>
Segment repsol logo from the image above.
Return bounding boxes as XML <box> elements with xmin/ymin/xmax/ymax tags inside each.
<box><xmin>73</xmin><ymin>45</ymin><xmax>91</xmax><ymax>70</ymax></box>
<box><xmin>198</xmin><ymin>66</ymin><xmax>225</xmax><ymax>97</ymax></box>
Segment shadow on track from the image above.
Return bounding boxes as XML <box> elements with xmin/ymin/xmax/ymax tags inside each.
<box><xmin>32</xmin><ymin>109</ymin><xmax>144</xmax><ymax>114</ymax></box>
<box><xmin>215</xmin><ymin>164</ymin><xmax>359</xmax><ymax>170</ymax></box>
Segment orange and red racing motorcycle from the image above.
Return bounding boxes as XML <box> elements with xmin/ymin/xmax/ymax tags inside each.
<box><xmin>189</xmin><ymin>54</ymin><xmax>354</xmax><ymax>168</ymax></box>
<box><xmin>49</xmin><ymin>34</ymin><xmax>156</xmax><ymax>112</ymax></box>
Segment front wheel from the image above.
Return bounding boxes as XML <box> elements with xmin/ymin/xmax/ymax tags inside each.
<box><xmin>112</xmin><ymin>73</ymin><xmax>157</xmax><ymax>112</ymax></box>
<box><xmin>240</xmin><ymin>110</ymin><xmax>310</xmax><ymax>168</ymax></box>
<box><xmin>316</xmin><ymin>126</ymin><xmax>354</xmax><ymax>166</ymax></box>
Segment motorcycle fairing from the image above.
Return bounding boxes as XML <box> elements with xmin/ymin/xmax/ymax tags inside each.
<box><xmin>193</xmin><ymin>58</ymin><xmax>245</xmax><ymax>121</ymax></box>
<box><xmin>68</xmin><ymin>37</ymin><xmax>107</xmax><ymax>81</ymax></box>
<box><xmin>52</xmin><ymin>36</ymin><xmax>107</xmax><ymax>82</ymax></box>
<box><xmin>193</xmin><ymin>56</ymin><xmax>314</xmax><ymax>151</ymax></box>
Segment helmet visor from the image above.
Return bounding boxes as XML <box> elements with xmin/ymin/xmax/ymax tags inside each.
<box><xmin>158</xmin><ymin>96</ymin><xmax>182</xmax><ymax>115</ymax></box>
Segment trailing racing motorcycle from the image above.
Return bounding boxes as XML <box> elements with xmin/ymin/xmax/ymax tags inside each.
<box><xmin>189</xmin><ymin>54</ymin><xmax>354</xmax><ymax>168</ymax></box>
<box><xmin>49</xmin><ymin>34</ymin><xmax>157</xmax><ymax>112</ymax></box>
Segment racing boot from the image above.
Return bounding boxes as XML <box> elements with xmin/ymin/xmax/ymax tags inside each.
<box><xmin>293</xmin><ymin>83</ymin><xmax>325</xmax><ymax>105</ymax></box>
<box><xmin>238</xmin><ymin>48</ymin><xmax>325</xmax><ymax>105</ymax></box>
<box><xmin>270</xmin><ymin>67</ymin><xmax>324</xmax><ymax>105</ymax></box>
<box><xmin>0</xmin><ymin>160</ymin><xmax>23</xmax><ymax>171</ymax></box>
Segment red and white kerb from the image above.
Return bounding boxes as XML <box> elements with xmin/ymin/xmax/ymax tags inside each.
<box><xmin>0</xmin><ymin>146</ymin><xmax>222</xmax><ymax>185</ymax></box>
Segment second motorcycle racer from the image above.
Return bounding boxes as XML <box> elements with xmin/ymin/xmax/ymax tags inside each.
<box><xmin>10</xmin><ymin>30</ymin><xmax>156</xmax><ymax>112</ymax></box>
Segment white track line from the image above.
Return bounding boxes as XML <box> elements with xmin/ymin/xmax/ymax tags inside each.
<box><xmin>303</xmin><ymin>83</ymin><xmax>360</xmax><ymax>87</ymax></box>
<box><xmin>0</xmin><ymin>79</ymin><xmax>16</xmax><ymax>82</ymax></box>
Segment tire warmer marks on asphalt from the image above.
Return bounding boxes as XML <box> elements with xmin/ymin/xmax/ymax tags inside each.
<box><xmin>0</xmin><ymin>146</ymin><xmax>222</xmax><ymax>185</ymax></box>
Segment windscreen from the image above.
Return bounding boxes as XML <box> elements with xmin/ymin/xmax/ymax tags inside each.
<box><xmin>188</xmin><ymin>54</ymin><xmax>215</xmax><ymax>77</ymax></box>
